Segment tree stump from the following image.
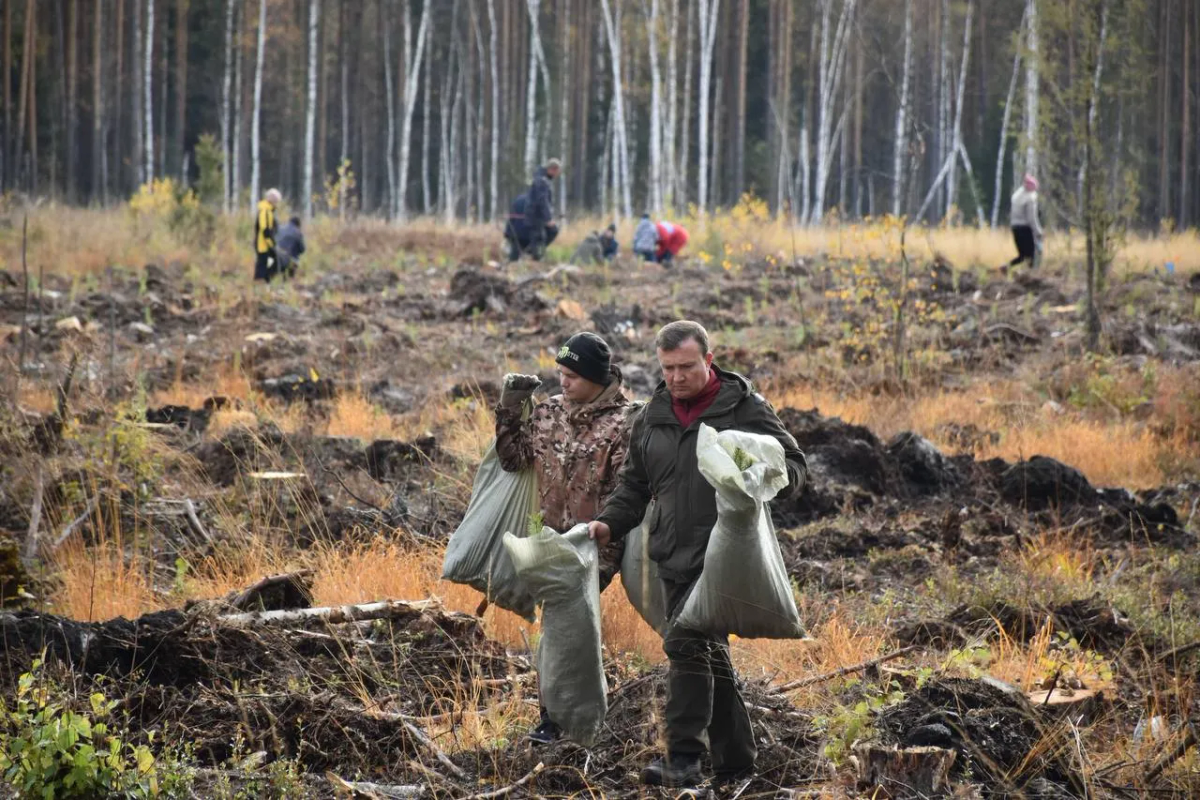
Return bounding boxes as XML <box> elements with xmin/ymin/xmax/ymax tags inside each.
<box><xmin>854</xmin><ymin>743</ymin><xmax>957</xmax><ymax>798</ymax></box>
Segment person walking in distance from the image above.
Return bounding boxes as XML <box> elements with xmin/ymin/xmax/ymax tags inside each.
<box><xmin>1007</xmin><ymin>174</ymin><xmax>1043</xmax><ymax>271</ymax></box>
<box><xmin>254</xmin><ymin>188</ymin><xmax>282</xmax><ymax>282</ymax></box>
<box><xmin>588</xmin><ymin>320</ymin><xmax>807</xmax><ymax>788</ymax></box>
<box><xmin>494</xmin><ymin>331</ymin><xmax>636</xmax><ymax>744</ymax></box>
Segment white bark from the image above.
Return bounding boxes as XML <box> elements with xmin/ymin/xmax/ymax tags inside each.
<box><xmin>810</xmin><ymin>0</ymin><xmax>857</xmax><ymax>223</ymax></box>
<box><xmin>1077</xmin><ymin>0</ymin><xmax>1108</xmax><ymax>212</ymax></box>
<box><xmin>250</xmin><ymin>0</ymin><xmax>266</xmax><ymax>205</ymax></box>
<box><xmin>1023</xmin><ymin>0</ymin><xmax>1038</xmax><ymax>177</ymax></box>
<box><xmin>600</xmin><ymin>0</ymin><xmax>633</xmax><ymax>219</ymax></box>
<box><xmin>439</xmin><ymin>7</ymin><xmax>458</xmax><ymax>222</ymax></box>
<box><xmin>398</xmin><ymin>0</ymin><xmax>432</xmax><ymax>221</ymax></box>
<box><xmin>646</xmin><ymin>0</ymin><xmax>663</xmax><ymax>212</ymax></box>
<box><xmin>144</xmin><ymin>0</ymin><xmax>155</xmax><ymax>183</ymax></box>
<box><xmin>421</xmin><ymin>23</ymin><xmax>432</xmax><ymax>214</ymax></box>
<box><xmin>990</xmin><ymin>4</ymin><xmax>1026</xmax><ymax>228</ymax></box>
<box><xmin>221</xmin><ymin>0</ymin><xmax>234</xmax><ymax>211</ymax></box>
<box><xmin>470</xmin><ymin>1</ymin><xmax>486</xmax><ymax>220</ymax></box>
<box><xmin>303</xmin><ymin>0</ymin><xmax>320</xmax><ymax>218</ymax></box>
<box><xmin>232</xmin><ymin>0</ymin><xmax>243</xmax><ymax>209</ymax></box>
<box><xmin>937</xmin><ymin>0</ymin><xmax>950</xmax><ymax>216</ymax></box>
<box><xmin>524</xmin><ymin>0</ymin><xmax>542</xmax><ymax>177</ymax></box>
<box><xmin>383</xmin><ymin>2</ymin><xmax>396</xmax><ymax>216</ymax></box>
<box><xmin>892</xmin><ymin>0</ymin><xmax>912</xmax><ymax>218</ymax></box>
<box><xmin>663</xmin><ymin>0</ymin><xmax>678</xmax><ymax>208</ymax></box>
<box><xmin>945</xmin><ymin>0</ymin><xmax>974</xmax><ymax>219</ymax></box>
<box><xmin>696</xmin><ymin>0</ymin><xmax>720</xmax><ymax>212</ymax></box>
<box><xmin>678</xmin><ymin>0</ymin><xmax>693</xmax><ymax>208</ymax></box>
<box><xmin>487</xmin><ymin>0</ymin><xmax>499</xmax><ymax>220</ymax></box>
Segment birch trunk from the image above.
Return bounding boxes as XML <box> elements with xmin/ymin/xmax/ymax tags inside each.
<box><xmin>697</xmin><ymin>0</ymin><xmax>720</xmax><ymax>212</ymax></box>
<box><xmin>646</xmin><ymin>0</ymin><xmax>663</xmax><ymax>212</ymax></box>
<box><xmin>945</xmin><ymin>0</ymin><xmax>974</xmax><ymax>219</ymax></box>
<box><xmin>250</xmin><ymin>0</ymin><xmax>265</xmax><ymax>205</ymax></box>
<box><xmin>1022</xmin><ymin>0</ymin><xmax>1038</xmax><ymax>178</ymax></box>
<box><xmin>383</xmin><ymin>1</ymin><xmax>396</xmax><ymax>216</ymax></box>
<box><xmin>144</xmin><ymin>0</ymin><xmax>154</xmax><ymax>183</ymax></box>
<box><xmin>990</xmin><ymin>4</ymin><xmax>1025</xmax><ymax>228</ymax></box>
<box><xmin>524</xmin><ymin>0</ymin><xmax>541</xmax><ymax>177</ymax></box>
<box><xmin>487</xmin><ymin>0</ymin><xmax>499</xmax><ymax>219</ymax></box>
<box><xmin>664</xmin><ymin>0</ymin><xmax>678</xmax><ymax>208</ymax></box>
<box><xmin>303</xmin><ymin>0</ymin><xmax>319</xmax><ymax>217</ymax></box>
<box><xmin>232</xmin><ymin>0</ymin><xmax>243</xmax><ymax>208</ymax></box>
<box><xmin>470</xmin><ymin>0</ymin><xmax>486</xmax><ymax>220</ymax></box>
<box><xmin>810</xmin><ymin>0</ymin><xmax>857</xmax><ymax>223</ymax></box>
<box><xmin>397</xmin><ymin>0</ymin><xmax>431</xmax><ymax>221</ymax></box>
<box><xmin>678</xmin><ymin>0</ymin><xmax>694</xmax><ymax>208</ymax></box>
<box><xmin>1077</xmin><ymin>1</ymin><xmax>1108</xmax><ymax>213</ymax></box>
<box><xmin>600</xmin><ymin>0</ymin><xmax>632</xmax><ymax>219</ymax></box>
<box><xmin>220</xmin><ymin>0</ymin><xmax>233</xmax><ymax>210</ymax></box>
<box><xmin>937</xmin><ymin>0</ymin><xmax>949</xmax><ymax>217</ymax></box>
<box><xmin>131</xmin><ymin>0</ymin><xmax>141</xmax><ymax>186</ymax></box>
<box><xmin>892</xmin><ymin>0</ymin><xmax>912</xmax><ymax>217</ymax></box>
<box><xmin>421</xmin><ymin>21</ymin><xmax>432</xmax><ymax>215</ymax></box>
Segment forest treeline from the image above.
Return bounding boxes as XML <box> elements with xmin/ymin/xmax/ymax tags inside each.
<box><xmin>0</xmin><ymin>0</ymin><xmax>1193</xmax><ymax>229</ymax></box>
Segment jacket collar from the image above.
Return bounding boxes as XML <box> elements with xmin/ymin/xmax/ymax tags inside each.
<box><xmin>644</xmin><ymin>364</ymin><xmax>751</xmax><ymax>426</ymax></box>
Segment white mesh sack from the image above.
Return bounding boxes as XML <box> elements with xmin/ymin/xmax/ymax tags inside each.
<box><xmin>675</xmin><ymin>423</ymin><xmax>805</xmax><ymax>639</ymax></box>
<box><xmin>441</xmin><ymin>442</ymin><xmax>538</xmax><ymax>622</ymax></box>
<box><xmin>503</xmin><ymin>524</ymin><xmax>608</xmax><ymax>746</ymax></box>
<box><xmin>620</xmin><ymin>503</ymin><xmax>669</xmax><ymax>637</ymax></box>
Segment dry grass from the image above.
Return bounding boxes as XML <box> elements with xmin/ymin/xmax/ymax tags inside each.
<box><xmin>325</xmin><ymin>393</ymin><xmax>398</xmax><ymax>440</ymax></box>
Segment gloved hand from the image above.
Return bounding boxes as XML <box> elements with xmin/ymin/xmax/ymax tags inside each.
<box><xmin>500</xmin><ymin>373</ymin><xmax>542</xmax><ymax>408</ymax></box>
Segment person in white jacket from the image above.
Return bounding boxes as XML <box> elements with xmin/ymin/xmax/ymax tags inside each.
<box><xmin>1008</xmin><ymin>174</ymin><xmax>1043</xmax><ymax>269</ymax></box>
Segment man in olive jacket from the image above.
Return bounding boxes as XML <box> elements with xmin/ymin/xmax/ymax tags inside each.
<box><xmin>589</xmin><ymin>320</ymin><xmax>807</xmax><ymax>788</ymax></box>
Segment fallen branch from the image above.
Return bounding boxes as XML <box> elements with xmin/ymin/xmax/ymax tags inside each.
<box><xmin>1145</xmin><ymin>723</ymin><xmax>1198</xmax><ymax>784</ymax></box>
<box><xmin>226</xmin><ymin>570</ymin><xmax>313</xmax><ymax>611</ymax></box>
<box><xmin>399</xmin><ymin>718</ymin><xmax>467</xmax><ymax>780</ymax></box>
<box><xmin>466</xmin><ymin>763</ymin><xmax>545</xmax><ymax>799</ymax></box>
<box><xmin>51</xmin><ymin>496</ymin><xmax>99</xmax><ymax>551</ymax></box>
<box><xmin>1157</xmin><ymin>640</ymin><xmax>1200</xmax><ymax>665</ymax></box>
<box><xmin>23</xmin><ymin>465</ymin><xmax>45</xmax><ymax>564</ymax></box>
<box><xmin>183</xmin><ymin>499</ymin><xmax>214</xmax><ymax>546</ymax></box>
<box><xmin>771</xmin><ymin>646</ymin><xmax>920</xmax><ymax>694</ymax></box>
<box><xmin>325</xmin><ymin>772</ymin><xmax>426</xmax><ymax>798</ymax></box>
<box><xmin>217</xmin><ymin>598</ymin><xmax>444</xmax><ymax>628</ymax></box>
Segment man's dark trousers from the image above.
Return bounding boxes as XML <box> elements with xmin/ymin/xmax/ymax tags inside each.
<box><xmin>662</xmin><ymin>578</ymin><xmax>756</xmax><ymax>772</ymax></box>
<box><xmin>254</xmin><ymin>251</ymin><xmax>275</xmax><ymax>282</ymax></box>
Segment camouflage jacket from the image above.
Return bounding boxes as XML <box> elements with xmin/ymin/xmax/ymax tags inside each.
<box><xmin>495</xmin><ymin>371</ymin><xmax>635</xmax><ymax>587</ymax></box>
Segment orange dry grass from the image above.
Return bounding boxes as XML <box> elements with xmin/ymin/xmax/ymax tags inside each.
<box><xmin>325</xmin><ymin>393</ymin><xmax>398</xmax><ymax>440</ymax></box>
<box><xmin>766</xmin><ymin>380</ymin><xmax>1166</xmax><ymax>489</ymax></box>
<box><xmin>150</xmin><ymin>365</ymin><xmax>254</xmax><ymax>408</ymax></box>
<box><xmin>52</xmin><ymin>538</ymin><xmax>157</xmax><ymax>622</ymax></box>
<box><xmin>396</xmin><ymin>395</ymin><xmax>496</xmax><ymax>464</ymax></box>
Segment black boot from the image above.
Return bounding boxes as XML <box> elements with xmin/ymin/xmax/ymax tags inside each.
<box><xmin>527</xmin><ymin>708</ymin><xmax>562</xmax><ymax>745</ymax></box>
<box><xmin>639</xmin><ymin>754</ymin><xmax>704</xmax><ymax>787</ymax></box>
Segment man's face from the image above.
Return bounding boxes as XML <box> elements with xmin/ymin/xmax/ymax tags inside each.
<box><xmin>558</xmin><ymin>364</ymin><xmax>603</xmax><ymax>403</ymax></box>
<box><xmin>657</xmin><ymin>339</ymin><xmax>713</xmax><ymax>400</ymax></box>
<box><xmin>547</xmin><ymin>165</ymin><xmax>561</xmax><ymax>180</ymax></box>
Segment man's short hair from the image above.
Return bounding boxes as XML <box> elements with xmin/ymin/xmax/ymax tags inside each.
<box><xmin>545</xmin><ymin>157</ymin><xmax>562</xmax><ymax>170</ymax></box>
<box><xmin>290</xmin><ymin>216</ymin><xmax>302</xmax><ymax>227</ymax></box>
<box><xmin>656</xmin><ymin>320</ymin><xmax>710</xmax><ymax>354</ymax></box>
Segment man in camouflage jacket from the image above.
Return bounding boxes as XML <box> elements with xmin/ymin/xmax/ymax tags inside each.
<box><xmin>494</xmin><ymin>331</ymin><xmax>635</xmax><ymax>744</ymax></box>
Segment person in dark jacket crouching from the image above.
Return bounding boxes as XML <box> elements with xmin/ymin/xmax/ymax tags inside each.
<box><xmin>588</xmin><ymin>320</ymin><xmax>807</xmax><ymax>789</ymax></box>
<box><xmin>275</xmin><ymin>217</ymin><xmax>306</xmax><ymax>279</ymax></box>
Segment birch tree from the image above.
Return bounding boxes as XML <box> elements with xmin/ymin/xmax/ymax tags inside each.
<box><xmin>645</xmin><ymin>0</ymin><xmax>663</xmax><ymax>212</ymax></box>
<box><xmin>697</xmin><ymin>0</ymin><xmax>720</xmax><ymax>212</ymax></box>
<box><xmin>599</xmin><ymin>0</ymin><xmax>632</xmax><ymax>219</ymax></box>
<box><xmin>945</xmin><ymin>0</ymin><xmax>974</xmax><ymax>217</ymax></box>
<box><xmin>382</xmin><ymin>1</ymin><xmax>396</xmax><ymax>214</ymax></box>
<box><xmin>524</xmin><ymin>0</ymin><xmax>543</xmax><ymax>177</ymax></box>
<box><xmin>397</xmin><ymin>0</ymin><xmax>431</xmax><ymax>221</ymax></box>
<box><xmin>231</xmin><ymin>0</ymin><xmax>243</xmax><ymax>207</ymax></box>
<box><xmin>303</xmin><ymin>0</ymin><xmax>319</xmax><ymax>218</ymax></box>
<box><xmin>664</xmin><ymin>0</ymin><xmax>679</xmax><ymax>208</ymax></box>
<box><xmin>810</xmin><ymin>0</ymin><xmax>857</xmax><ymax>223</ymax></box>
<box><xmin>892</xmin><ymin>0</ymin><xmax>913</xmax><ymax>217</ymax></box>
<box><xmin>991</xmin><ymin>4</ymin><xmax>1026</xmax><ymax>227</ymax></box>
<box><xmin>220</xmin><ymin>0</ymin><xmax>234</xmax><ymax>211</ymax></box>
<box><xmin>144</xmin><ymin>0</ymin><xmax>155</xmax><ymax>183</ymax></box>
<box><xmin>1022</xmin><ymin>0</ymin><xmax>1039</xmax><ymax>178</ymax></box>
<box><xmin>250</xmin><ymin>0</ymin><xmax>266</xmax><ymax>205</ymax></box>
<box><xmin>487</xmin><ymin>0</ymin><xmax>499</xmax><ymax>220</ymax></box>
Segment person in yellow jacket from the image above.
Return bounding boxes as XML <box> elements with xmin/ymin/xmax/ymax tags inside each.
<box><xmin>254</xmin><ymin>188</ymin><xmax>282</xmax><ymax>282</ymax></box>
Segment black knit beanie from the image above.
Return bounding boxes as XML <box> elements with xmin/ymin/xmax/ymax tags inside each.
<box><xmin>556</xmin><ymin>332</ymin><xmax>612</xmax><ymax>386</ymax></box>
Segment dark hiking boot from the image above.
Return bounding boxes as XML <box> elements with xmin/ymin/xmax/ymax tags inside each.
<box><xmin>713</xmin><ymin>765</ymin><xmax>755</xmax><ymax>787</ymax></box>
<box><xmin>639</xmin><ymin>755</ymin><xmax>704</xmax><ymax>787</ymax></box>
<box><xmin>527</xmin><ymin>719</ymin><xmax>562</xmax><ymax>745</ymax></box>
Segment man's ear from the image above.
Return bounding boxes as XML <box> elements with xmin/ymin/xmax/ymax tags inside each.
<box><xmin>704</xmin><ymin>352</ymin><xmax>714</xmax><ymax>368</ymax></box>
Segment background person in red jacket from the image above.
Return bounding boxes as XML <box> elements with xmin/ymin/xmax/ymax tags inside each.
<box><xmin>655</xmin><ymin>221</ymin><xmax>689</xmax><ymax>265</ymax></box>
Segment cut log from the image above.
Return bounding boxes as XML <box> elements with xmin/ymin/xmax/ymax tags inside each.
<box><xmin>853</xmin><ymin>743</ymin><xmax>956</xmax><ymax>798</ymax></box>
<box><xmin>326</xmin><ymin>773</ymin><xmax>426</xmax><ymax>798</ymax></box>
<box><xmin>216</xmin><ymin>598</ymin><xmax>445</xmax><ymax>628</ymax></box>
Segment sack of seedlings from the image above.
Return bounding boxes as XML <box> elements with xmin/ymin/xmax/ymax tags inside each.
<box><xmin>503</xmin><ymin>524</ymin><xmax>607</xmax><ymax>746</ymax></box>
<box><xmin>675</xmin><ymin>424</ymin><xmax>805</xmax><ymax>639</ymax></box>
<box><xmin>620</xmin><ymin>502</ymin><xmax>669</xmax><ymax>637</ymax></box>
<box><xmin>441</xmin><ymin>441</ymin><xmax>538</xmax><ymax>622</ymax></box>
